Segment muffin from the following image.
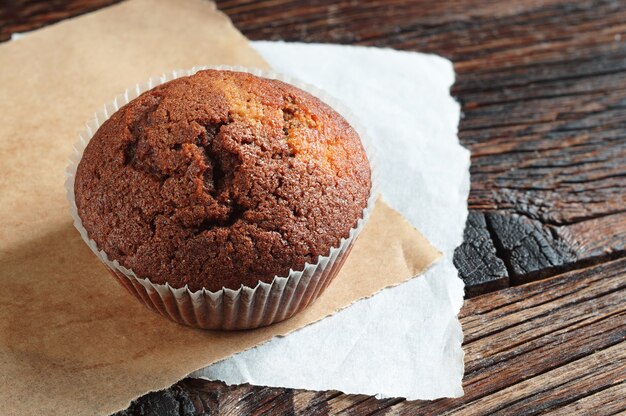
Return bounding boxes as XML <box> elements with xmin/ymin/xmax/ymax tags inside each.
<box><xmin>70</xmin><ymin>68</ymin><xmax>372</xmax><ymax>329</ymax></box>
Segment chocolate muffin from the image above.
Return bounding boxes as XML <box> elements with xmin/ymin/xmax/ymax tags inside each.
<box><xmin>74</xmin><ymin>70</ymin><xmax>371</xmax><ymax>292</ymax></box>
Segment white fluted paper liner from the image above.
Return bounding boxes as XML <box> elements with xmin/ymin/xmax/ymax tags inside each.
<box><xmin>65</xmin><ymin>65</ymin><xmax>378</xmax><ymax>330</ymax></box>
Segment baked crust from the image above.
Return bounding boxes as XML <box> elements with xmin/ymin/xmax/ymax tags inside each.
<box><xmin>75</xmin><ymin>70</ymin><xmax>371</xmax><ymax>291</ymax></box>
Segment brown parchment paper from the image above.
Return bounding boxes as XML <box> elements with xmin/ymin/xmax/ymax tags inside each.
<box><xmin>0</xmin><ymin>0</ymin><xmax>442</xmax><ymax>414</ymax></box>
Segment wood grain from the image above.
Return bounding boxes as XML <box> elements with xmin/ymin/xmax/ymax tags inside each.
<box><xmin>485</xmin><ymin>211</ymin><xmax>578</xmax><ymax>284</ymax></box>
<box><xmin>486</xmin><ymin>210</ymin><xmax>626</xmax><ymax>285</ymax></box>
<box><xmin>117</xmin><ymin>257</ymin><xmax>626</xmax><ymax>415</ymax></box>
<box><xmin>453</xmin><ymin>211</ymin><xmax>509</xmax><ymax>297</ymax></box>
<box><xmin>0</xmin><ymin>0</ymin><xmax>122</xmax><ymax>41</ymax></box>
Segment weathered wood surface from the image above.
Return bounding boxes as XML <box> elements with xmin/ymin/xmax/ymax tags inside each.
<box><xmin>116</xmin><ymin>257</ymin><xmax>626</xmax><ymax>415</ymax></box>
<box><xmin>3</xmin><ymin>0</ymin><xmax>626</xmax><ymax>415</ymax></box>
<box><xmin>453</xmin><ymin>211</ymin><xmax>508</xmax><ymax>297</ymax></box>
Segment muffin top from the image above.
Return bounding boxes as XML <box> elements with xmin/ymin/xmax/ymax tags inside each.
<box><xmin>74</xmin><ymin>70</ymin><xmax>371</xmax><ymax>291</ymax></box>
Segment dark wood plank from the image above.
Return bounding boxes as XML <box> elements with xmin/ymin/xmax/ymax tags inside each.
<box><xmin>557</xmin><ymin>212</ymin><xmax>626</xmax><ymax>261</ymax></box>
<box><xmin>486</xmin><ymin>211</ymin><xmax>626</xmax><ymax>285</ymax></box>
<box><xmin>549</xmin><ymin>383</ymin><xmax>626</xmax><ymax>416</ymax></box>
<box><xmin>117</xmin><ymin>257</ymin><xmax>626</xmax><ymax>415</ymax></box>
<box><xmin>485</xmin><ymin>211</ymin><xmax>578</xmax><ymax>284</ymax></box>
<box><xmin>0</xmin><ymin>0</ymin><xmax>122</xmax><ymax>42</ymax></box>
<box><xmin>445</xmin><ymin>344</ymin><xmax>625</xmax><ymax>415</ymax></box>
<box><xmin>111</xmin><ymin>384</ymin><xmax>196</xmax><ymax>416</ymax></box>
<box><xmin>453</xmin><ymin>211</ymin><xmax>509</xmax><ymax>297</ymax></box>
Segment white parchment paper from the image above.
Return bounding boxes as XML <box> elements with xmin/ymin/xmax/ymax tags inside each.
<box><xmin>192</xmin><ymin>42</ymin><xmax>470</xmax><ymax>400</ymax></box>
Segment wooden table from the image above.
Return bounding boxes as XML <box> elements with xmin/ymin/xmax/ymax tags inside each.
<box><xmin>3</xmin><ymin>1</ymin><xmax>625</xmax><ymax>414</ymax></box>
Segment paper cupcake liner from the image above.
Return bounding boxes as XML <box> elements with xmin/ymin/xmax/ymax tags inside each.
<box><xmin>65</xmin><ymin>65</ymin><xmax>378</xmax><ymax>330</ymax></box>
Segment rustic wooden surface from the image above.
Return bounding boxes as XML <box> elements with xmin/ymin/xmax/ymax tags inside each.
<box><xmin>2</xmin><ymin>0</ymin><xmax>625</xmax><ymax>414</ymax></box>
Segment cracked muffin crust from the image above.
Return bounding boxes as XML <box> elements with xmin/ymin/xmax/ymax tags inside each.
<box><xmin>74</xmin><ymin>70</ymin><xmax>371</xmax><ymax>291</ymax></box>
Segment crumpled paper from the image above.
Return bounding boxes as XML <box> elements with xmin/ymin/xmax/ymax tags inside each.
<box><xmin>193</xmin><ymin>42</ymin><xmax>470</xmax><ymax>400</ymax></box>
